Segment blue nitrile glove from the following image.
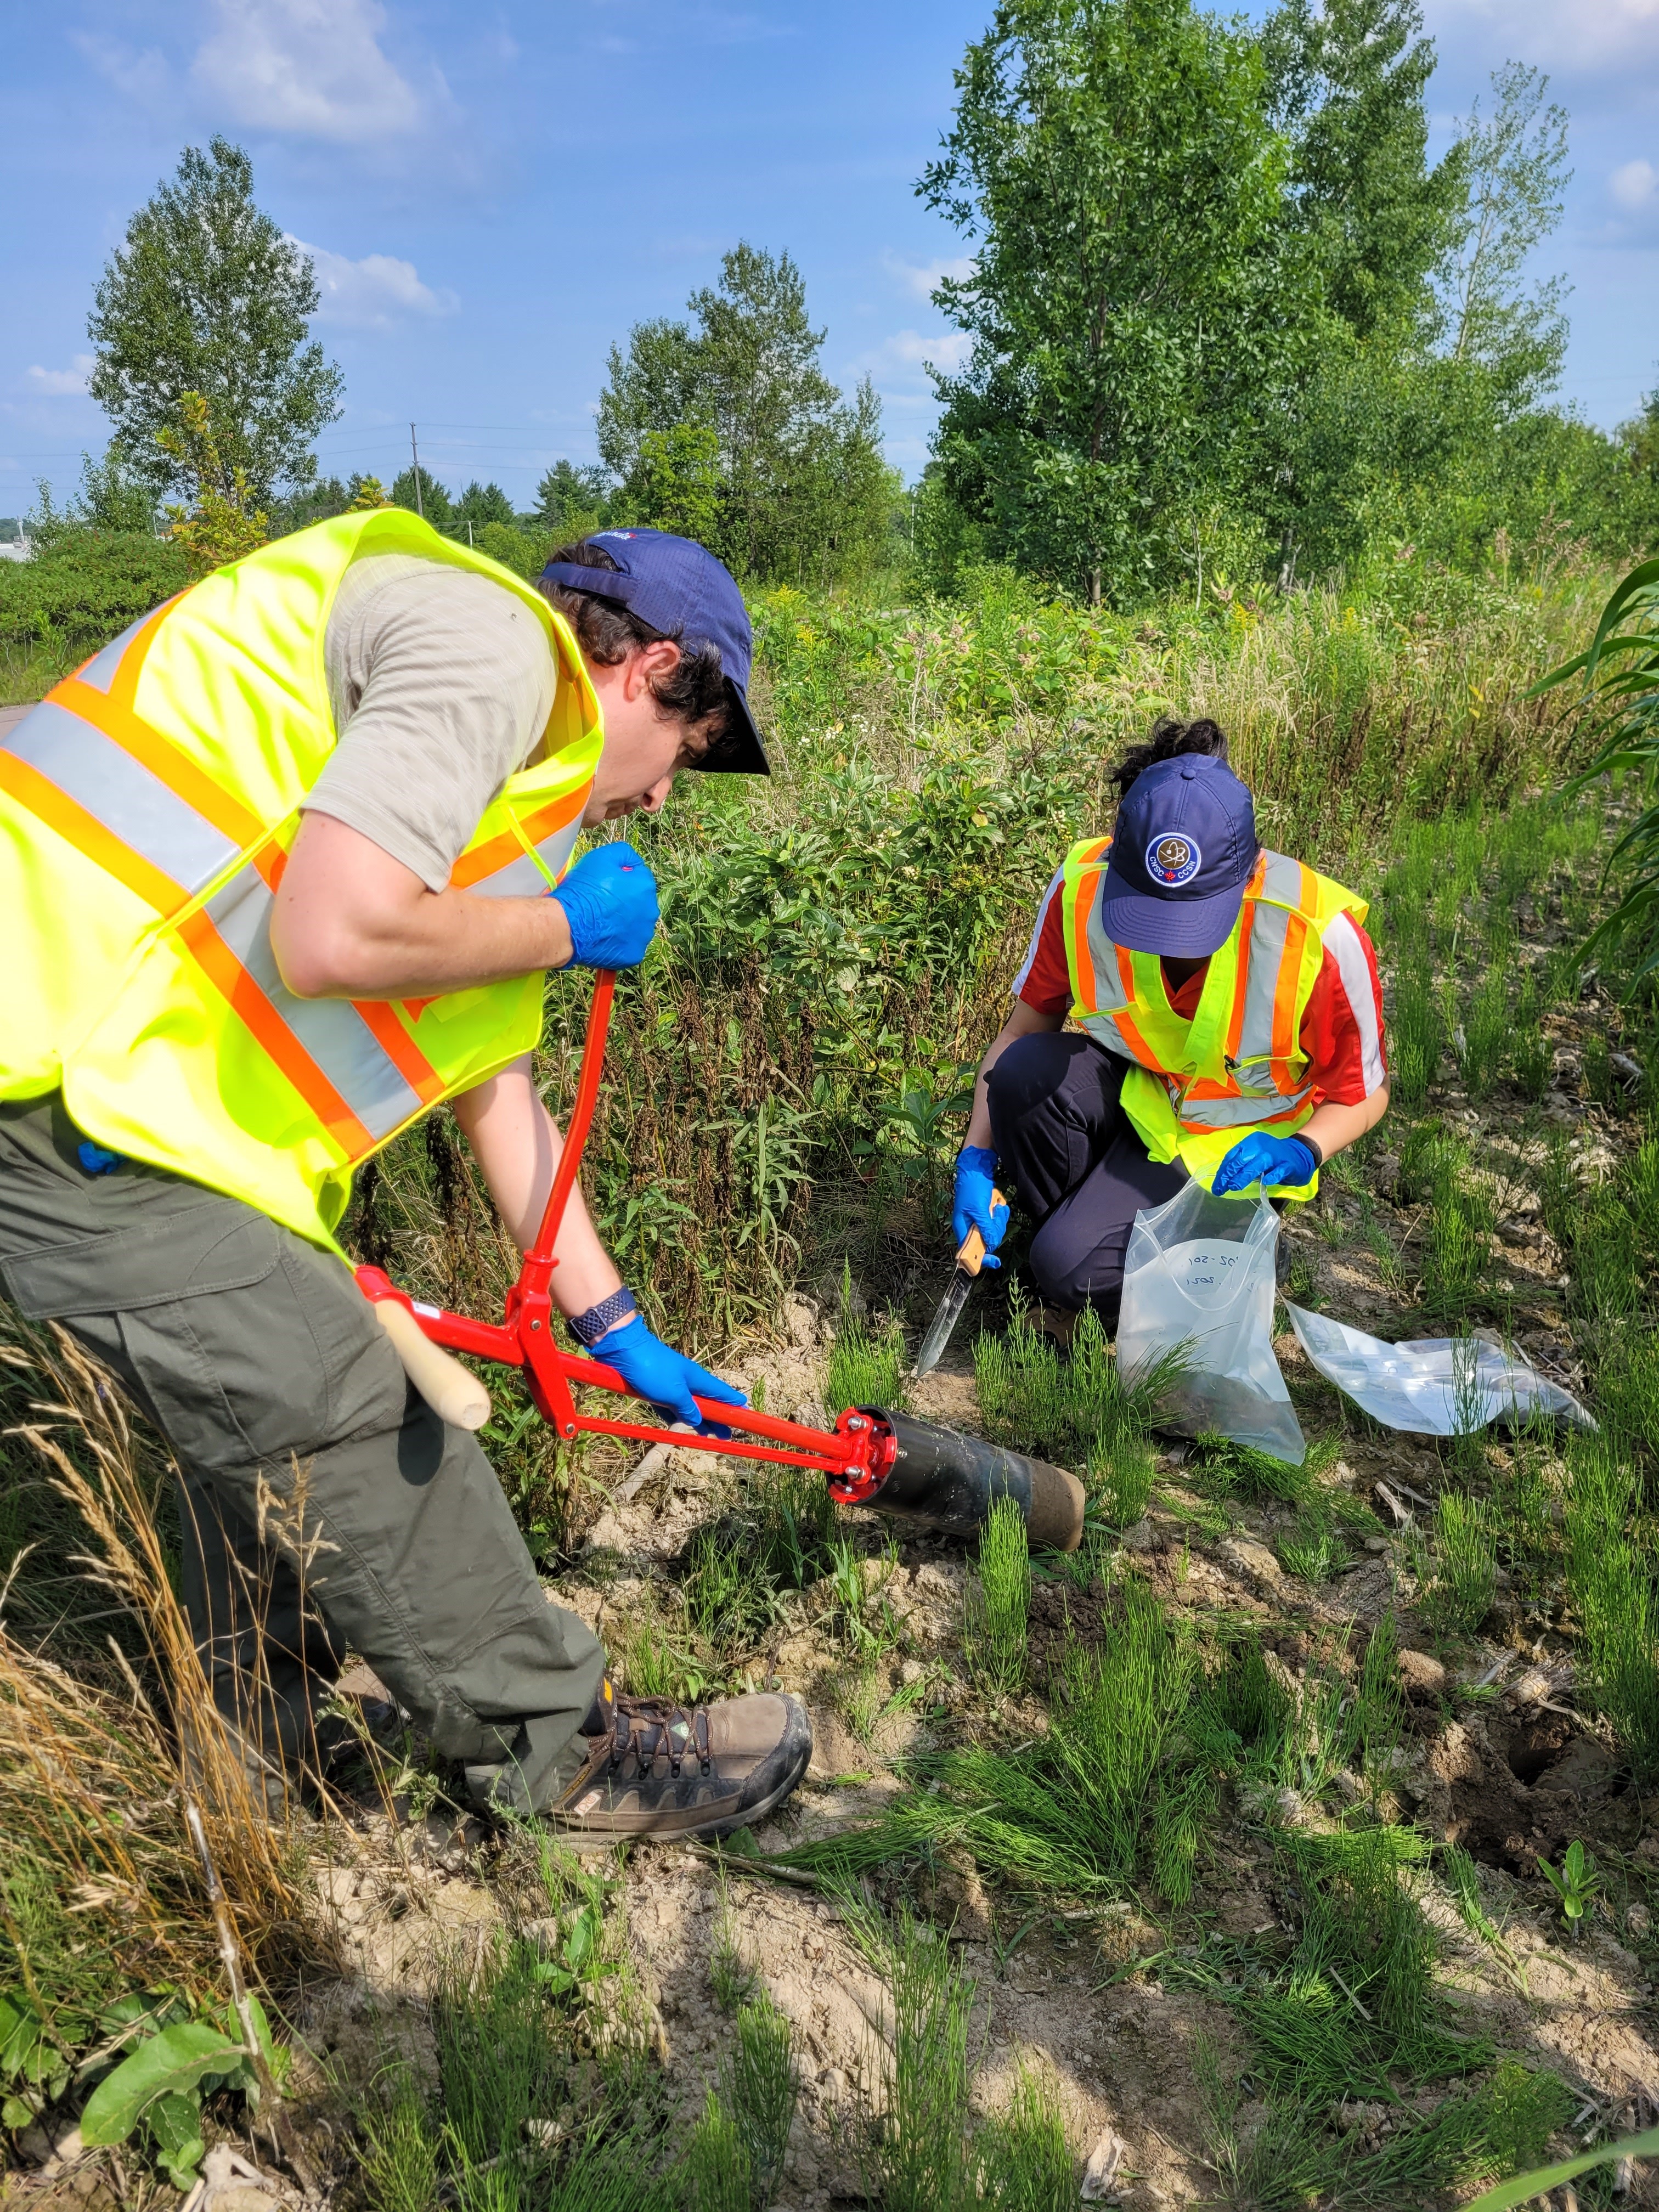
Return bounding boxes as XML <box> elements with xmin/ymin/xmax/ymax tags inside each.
<box><xmin>952</xmin><ymin>1145</ymin><xmax>1010</xmax><ymax>1267</ymax></box>
<box><xmin>1212</xmin><ymin>1131</ymin><xmax>1319</xmax><ymax>1195</ymax></box>
<box><xmin>550</xmin><ymin>842</ymin><xmax>659</xmax><ymax>969</ymax></box>
<box><xmin>592</xmin><ymin>1318</ymin><xmax>747</xmax><ymax>1437</ymax></box>
<box><xmin>77</xmin><ymin>1140</ymin><xmax>123</xmax><ymax>1176</ymax></box>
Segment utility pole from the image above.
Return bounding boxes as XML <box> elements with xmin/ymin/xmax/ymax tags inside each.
<box><xmin>409</xmin><ymin>424</ymin><xmax>424</xmax><ymax>519</ymax></box>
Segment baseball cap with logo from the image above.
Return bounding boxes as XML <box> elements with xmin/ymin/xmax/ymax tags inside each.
<box><xmin>539</xmin><ymin>528</ymin><xmax>769</xmax><ymax>775</ymax></box>
<box><xmin>1098</xmin><ymin>754</ymin><xmax>1260</xmax><ymax>957</ymax></box>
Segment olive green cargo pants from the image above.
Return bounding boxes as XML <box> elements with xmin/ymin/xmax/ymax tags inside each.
<box><xmin>0</xmin><ymin>1095</ymin><xmax>603</xmax><ymax>1777</ymax></box>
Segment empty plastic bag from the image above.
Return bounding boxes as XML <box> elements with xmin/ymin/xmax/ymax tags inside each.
<box><xmin>1117</xmin><ymin>1184</ymin><xmax>1305</xmax><ymax>1464</ymax></box>
<box><xmin>1283</xmin><ymin>1304</ymin><xmax>1594</xmax><ymax>1436</ymax></box>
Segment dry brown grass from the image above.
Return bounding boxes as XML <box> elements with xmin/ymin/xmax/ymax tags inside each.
<box><xmin>1</xmin><ymin>1320</ymin><xmax>323</xmax><ymax>2044</ymax></box>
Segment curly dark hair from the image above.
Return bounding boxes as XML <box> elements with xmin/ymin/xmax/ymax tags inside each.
<box><xmin>1110</xmin><ymin>716</ymin><xmax>1230</xmax><ymax>800</ymax></box>
<box><xmin>536</xmin><ymin>539</ymin><xmax>732</xmax><ymax>753</ymax></box>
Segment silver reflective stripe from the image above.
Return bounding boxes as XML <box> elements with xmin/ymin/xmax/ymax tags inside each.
<box><xmin>3</xmin><ymin>698</ymin><xmax>238</xmax><ymax>895</ymax></box>
<box><xmin>1082</xmin><ymin>882</ymin><xmax>1131</xmax><ymax>1011</ymax></box>
<box><xmin>470</xmin><ymin>849</ymin><xmax>554</xmax><ymax>900</ymax></box>
<box><xmin>1079</xmin><ymin>1012</ymin><xmax>1140</xmax><ymax>1062</ymax></box>
<box><xmin>75</xmin><ymin>608</ymin><xmax>162</xmax><ymax>697</ymax></box>
<box><xmin>1258</xmin><ymin>850</ymin><xmax>1305</xmax><ymax>907</ymax></box>
<box><xmin>205</xmin><ymin>863</ymin><xmax>425</xmax><ymax>1139</ymax></box>
<box><xmin>464</xmin><ymin>816</ymin><xmax>583</xmax><ymax>901</ymax></box>
<box><xmin>1178</xmin><ymin>1081</ymin><xmax>1316</xmax><ymax>1130</ymax></box>
<box><xmin>1235</xmin><ymin>901</ymin><xmax>1294</xmax><ymax>1063</ymax></box>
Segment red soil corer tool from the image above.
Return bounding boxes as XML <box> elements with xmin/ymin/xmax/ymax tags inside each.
<box><xmin>357</xmin><ymin>972</ymin><xmax>1085</xmax><ymax>1550</ymax></box>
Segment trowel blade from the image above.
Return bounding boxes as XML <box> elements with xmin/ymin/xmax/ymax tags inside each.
<box><xmin>913</xmin><ymin>1268</ymin><xmax>974</xmax><ymax>1379</ymax></box>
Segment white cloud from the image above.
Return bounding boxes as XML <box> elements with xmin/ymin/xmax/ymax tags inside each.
<box><xmin>292</xmin><ymin>239</ymin><xmax>457</xmax><ymax>328</ymax></box>
<box><xmin>1424</xmin><ymin>0</ymin><xmax>1659</xmax><ymax>77</ymax></box>
<box><xmin>26</xmin><ymin>356</ymin><xmax>94</xmax><ymax>397</ymax></box>
<box><xmin>882</xmin><ymin>251</ymin><xmax>976</xmax><ymax>302</ymax></box>
<box><xmin>71</xmin><ymin>32</ymin><xmax>170</xmax><ymax>105</ymax></box>
<box><xmin>883</xmin><ymin>329</ymin><xmax>973</xmax><ymax>373</ymax></box>
<box><xmin>1611</xmin><ymin>156</ymin><xmax>1658</xmax><ymax>209</ymax></box>
<box><xmin>191</xmin><ymin>0</ymin><xmax>426</xmax><ymax>142</ymax></box>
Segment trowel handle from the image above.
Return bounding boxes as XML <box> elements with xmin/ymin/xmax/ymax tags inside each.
<box><xmin>956</xmin><ymin>1189</ymin><xmax>1006</xmax><ymax>1278</ymax></box>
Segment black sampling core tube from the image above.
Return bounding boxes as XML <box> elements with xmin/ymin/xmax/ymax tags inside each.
<box><xmin>851</xmin><ymin>1410</ymin><xmax>1086</xmax><ymax>1552</ymax></box>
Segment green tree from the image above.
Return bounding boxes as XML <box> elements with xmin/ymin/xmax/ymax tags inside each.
<box><xmin>452</xmin><ymin>479</ymin><xmax>516</xmax><ymax>530</ymax></box>
<box><xmin>1250</xmin><ymin>0</ymin><xmax>1470</xmax><ymax>582</ymax></box>
<box><xmin>66</xmin><ymin>447</ymin><xmax>157</xmax><ymax>536</ymax></box>
<box><xmin>599</xmin><ymin>244</ymin><xmax>893</xmax><ymax>583</ymax></box>
<box><xmin>1439</xmin><ymin>63</ymin><xmax>1572</xmax><ymax>413</ymax></box>
<box><xmin>87</xmin><ymin>137</ymin><xmax>342</xmax><ymax>505</ymax></box>
<box><xmin>533</xmin><ymin>460</ymin><xmax>610</xmax><ymax>536</ymax></box>
<box><xmin>921</xmin><ymin>0</ymin><xmax>1313</xmax><ymax>603</ymax></box>
<box><xmin>627</xmin><ymin>424</ymin><xmax>724</xmax><ymax>544</ymax></box>
<box><xmin>156</xmin><ymin>391</ymin><xmax>269</xmax><ymax>578</ymax></box>
<box><xmin>1261</xmin><ymin>0</ymin><xmax>1463</xmax><ymax>344</ymax></box>
<box><xmin>391</xmin><ymin>467</ymin><xmax>454</xmax><ymax>530</ymax></box>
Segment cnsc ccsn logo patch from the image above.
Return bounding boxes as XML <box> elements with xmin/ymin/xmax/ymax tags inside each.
<box><xmin>1146</xmin><ymin>832</ymin><xmax>1202</xmax><ymax>888</ymax></box>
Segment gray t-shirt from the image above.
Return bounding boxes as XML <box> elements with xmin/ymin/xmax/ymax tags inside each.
<box><xmin>304</xmin><ymin>552</ymin><xmax>559</xmax><ymax>891</ymax></box>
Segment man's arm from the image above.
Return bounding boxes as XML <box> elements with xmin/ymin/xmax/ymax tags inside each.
<box><xmin>450</xmin><ymin>1056</ymin><xmax>625</xmax><ymax>1316</ymax></box>
<box><xmin>272</xmin><ymin>814</ymin><xmax>574</xmax><ymax>1000</ymax></box>
<box><xmin>455</xmin><ymin>1059</ymin><xmax>745</xmax><ymax>1429</ymax></box>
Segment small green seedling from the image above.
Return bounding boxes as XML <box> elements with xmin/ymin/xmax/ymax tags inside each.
<box><xmin>1537</xmin><ymin>1839</ymin><xmax>1600</xmax><ymax>1934</ymax></box>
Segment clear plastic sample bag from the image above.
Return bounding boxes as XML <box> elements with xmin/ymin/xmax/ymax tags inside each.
<box><xmin>1116</xmin><ymin>1183</ymin><xmax>1305</xmax><ymax>1465</ymax></box>
<box><xmin>1283</xmin><ymin>1304</ymin><xmax>1594</xmax><ymax>1436</ymax></box>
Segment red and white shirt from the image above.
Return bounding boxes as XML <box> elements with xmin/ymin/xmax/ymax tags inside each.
<box><xmin>1013</xmin><ymin>867</ymin><xmax>1388</xmax><ymax>1107</ymax></box>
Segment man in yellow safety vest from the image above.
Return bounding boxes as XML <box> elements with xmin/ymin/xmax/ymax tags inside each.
<box><xmin>955</xmin><ymin>719</ymin><xmax>1390</xmax><ymax>1319</ymax></box>
<box><xmin>0</xmin><ymin>515</ymin><xmax>812</xmax><ymax>1837</ymax></box>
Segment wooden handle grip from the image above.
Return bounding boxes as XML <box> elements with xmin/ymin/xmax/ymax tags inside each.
<box><xmin>956</xmin><ymin>1189</ymin><xmax>1006</xmax><ymax>1278</ymax></box>
<box><xmin>373</xmin><ymin>1300</ymin><xmax>492</xmax><ymax>1431</ymax></box>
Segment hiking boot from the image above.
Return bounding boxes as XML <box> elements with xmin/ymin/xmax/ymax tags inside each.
<box><xmin>467</xmin><ymin>1684</ymin><xmax>812</xmax><ymax>1844</ymax></box>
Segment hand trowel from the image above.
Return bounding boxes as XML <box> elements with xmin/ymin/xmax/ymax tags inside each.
<box><xmin>913</xmin><ymin>1191</ymin><xmax>1005</xmax><ymax>1379</ymax></box>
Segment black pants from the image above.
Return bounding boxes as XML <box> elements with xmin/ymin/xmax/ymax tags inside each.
<box><xmin>986</xmin><ymin>1032</ymin><xmax>1187</xmax><ymax>1321</ymax></box>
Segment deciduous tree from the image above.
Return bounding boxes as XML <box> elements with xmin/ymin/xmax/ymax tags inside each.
<box><xmin>1440</xmin><ymin>63</ymin><xmax>1571</xmax><ymax>414</ymax></box>
<box><xmin>599</xmin><ymin>245</ymin><xmax>893</xmax><ymax>582</ymax></box>
<box><xmin>87</xmin><ymin>138</ymin><xmax>342</xmax><ymax>505</ymax></box>
<box><xmin>921</xmin><ymin>0</ymin><xmax>1314</xmax><ymax>605</ymax></box>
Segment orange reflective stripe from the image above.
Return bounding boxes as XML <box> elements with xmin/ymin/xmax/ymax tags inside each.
<box><xmin>53</xmin><ymin>676</ymin><xmax>267</xmax><ymax>854</ymax></box>
<box><xmin>349</xmin><ymin>998</ymin><xmax>447</xmax><ymax>1109</ymax></box>
<box><xmin>1070</xmin><ymin>891</ymin><xmax>1098</xmax><ymax>1013</ymax></box>
<box><xmin>104</xmin><ymin>597</ymin><xmax>177</xmax><ymax>710</ymax></box>
<box><xmin>0</xmin><ymin>749</ymin><xmax>184</xmax><ymax>917</ymax></box>
<box><xmin>174</xmin><ymin>907</ymin><xmax>374</xmax><ymax>1156</ymax></box>
<box><xmin>1270</xmin><ymin>911</ymin><xmax>1308</xmax><ymax>1088</ymax></box>
<box><xmin>449</xmin><ymin>785</ymin><xmax>589</xmax><ymax>891</ymax></box>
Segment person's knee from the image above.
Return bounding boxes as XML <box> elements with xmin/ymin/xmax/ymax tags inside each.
<box><xmin>985</xmin><ymin>1029</ymin><xmax>1091</xmax><ymax>1126</ymax></box>
<box><xmin>1027</xmin><ymin>1222</ymin><xmax>1127</xmax><ymax>1317</ymax></box>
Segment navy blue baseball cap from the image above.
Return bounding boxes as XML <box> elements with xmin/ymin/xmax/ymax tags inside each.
<box><xmin>539</xmin><ymin>528</ymin><xmax>769</xmax><ymax>776</ymax></box>
<box><xmin>1099</xmin><ymin>754</ymin><xmax>1260</xmax><ymax>956</ymax></box>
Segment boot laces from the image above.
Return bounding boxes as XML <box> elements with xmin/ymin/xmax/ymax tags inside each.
<box><xmin>606</xmin><ymin>1692</ymin><xmax>712</xmax><ymax>1780</ymax></box>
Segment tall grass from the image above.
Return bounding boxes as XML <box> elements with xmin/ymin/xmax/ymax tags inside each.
<box><xmin>0</xmin><ymin>1321</ymin><xmax>316</xmax><ymax>2120</ymax></box>
<box><xmin>967</xmin><ymin>1497</ymin><xmax>1030</xmax><ymax>1695</ymax></box>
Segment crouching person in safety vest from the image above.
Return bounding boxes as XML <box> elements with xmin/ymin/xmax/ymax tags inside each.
<box><xmin>0</xmin><ymin>514</ymin><xmax>811</xmax><ymax>1836</ymax></box>
<box><xmin>956</xmin><ymin>718</ymin><xmax>1389</xmax><ymax>1323</ymax></box>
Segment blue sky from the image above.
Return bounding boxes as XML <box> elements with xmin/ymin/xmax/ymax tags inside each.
<box><xmin>4</xmin><ymin>0</ymin><xmax>1657</xmax><ymax>516</ymax></box>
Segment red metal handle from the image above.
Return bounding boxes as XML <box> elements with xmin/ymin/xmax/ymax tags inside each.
<box><xmin>356</xmin><ymin>964</ymin><xmax>887</xmax><ymax>1494</ymax></box>
<box><xmin>518</xmin><ymin>967</ymin><xmax>616</xmax><ymax>1302</ymax></box>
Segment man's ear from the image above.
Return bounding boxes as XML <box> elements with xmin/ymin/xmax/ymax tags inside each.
<box><xmin>623</xmin><ymin>639</ymin><xmax>682</xmax><ymax>701</ymax></box>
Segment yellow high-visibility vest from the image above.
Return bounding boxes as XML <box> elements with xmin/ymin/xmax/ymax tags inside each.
<box><xmin>1058</xmin><ymin>838</ymin><xmax>1370</xmax><ymax>1199</ymax></box>
<box><xmin>0</xmin><ymin>510</ymin><xmax>602</xmax><ymax>1249</ymax></box>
